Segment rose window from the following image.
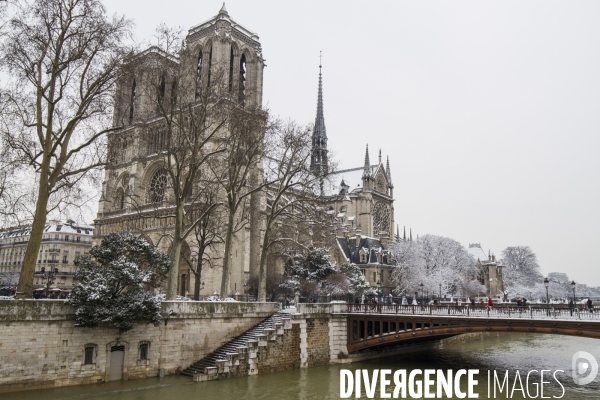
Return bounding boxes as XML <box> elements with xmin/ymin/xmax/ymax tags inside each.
<box><xmin>373</xmin><ymin>201</ymin><xmax>390</xmax><ymax>233</ymax></box>
<box><xmin>149</xmin><ymin>169</ymin><xmax>170</xmax><ymax>203</ymax></box>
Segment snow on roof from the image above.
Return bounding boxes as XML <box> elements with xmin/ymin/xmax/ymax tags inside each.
<box><xmin>0</xmin><ymin>222</ymin><xmax>94</xmax><ymax>240</ymax></box>
<box><xmin>467</xmin><ymin>243</ymin><xmax>488</xmax><ymax>262</ymax></box>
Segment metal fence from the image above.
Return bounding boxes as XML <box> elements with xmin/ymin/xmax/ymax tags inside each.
<box><xmin>345</xmin><ymin>303</ymin><xmax>600</xmax><ymax>320</ymax></box>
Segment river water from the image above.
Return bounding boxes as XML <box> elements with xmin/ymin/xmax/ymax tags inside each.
<box><xmin>4</xmin><ymin>333</ymin><xmax>599</xmax><ymax>399</ymax></box>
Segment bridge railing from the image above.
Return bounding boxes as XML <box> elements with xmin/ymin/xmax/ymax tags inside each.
<box><xmin>346</xmin><ymin>303</ymin><xmax>599</xmax><ymax>320</ymax></box>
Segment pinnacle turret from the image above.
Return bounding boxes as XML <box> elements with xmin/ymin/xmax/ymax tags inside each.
<box><xmin>363</xmin><ymin>144</ymin><xmax>370</xmax><ymax>175</ymax></box>
<box><xmin>386</xmin><ymin>156</ymin><xmax>393</xmax><ymax>187</ymax></box>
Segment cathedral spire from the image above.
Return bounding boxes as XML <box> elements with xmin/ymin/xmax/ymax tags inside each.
<box><xmin>386</xmin><ymin>156</ymin><xmax>392</xmax><ymax>183</ymax></box>
<box><xmin>363</xmin><ymin>144</ymin><xmax>370</xmax><ymax>174</ymax></box>
<box><xmin>379</xmin><ymin>148</ymin><xmax>382</xmax><ymax>165</ymax></box>
<box><xmin>403</xmin><ymin>226</ymin><xmax>406</xmax><ymax>241</ymax></box>
<box><xmin>310</xmin><ymin>53</ymin><xmax>328</xmax><ymax>175</ymax></box>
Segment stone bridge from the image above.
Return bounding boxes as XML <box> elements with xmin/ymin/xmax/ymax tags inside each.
<box><xmin>343</xmin><ymin>304</ymin><xmax>600</xmax><ymax>352</ymax></box>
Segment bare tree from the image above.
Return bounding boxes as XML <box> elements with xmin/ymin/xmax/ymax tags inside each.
<box><xmin>211</xmin><ymin>107</ymin><xmax>269</xmax><ymax>297</ymax></box>
<box><xmin>185</xmin><ymin>187</ymin><xmax>227</xmax><ymax>300</ymax></box>
<box><xmin>256</xmin><ymin>120</ymin><xmax>322</xmax><ymax>301</ymax></box>
<box><xmin>0</xmin><ymin>0</ymin><xmax>133</xmax><ymax>298</ymax></box>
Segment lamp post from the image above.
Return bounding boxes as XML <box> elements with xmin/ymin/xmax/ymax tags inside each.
<box><xmin>544</xmin><ymin>277</ymin><xmax>550</xmax><ymax>316</ymax></box>
<box><xmin>439</xmin><ymin>283</ymin><xmax>442</xmax><ymax>303</ymax></box>
<box><xmin>571</xmin><ymin>281</ymin><xmax>576</xmax><ymax>303</ymax></box>
<box><xmin>419</xmin><ymin>283</ymin><xmax>424</xmax><ymax>304</ymax></box>
<box><xmin>40</xmin><ymin>266</ymin><xmax>59</xmax><ymax>298</ymax></box>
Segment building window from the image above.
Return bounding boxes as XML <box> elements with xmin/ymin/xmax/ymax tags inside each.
<box><xmin>207</xmin><ymin>46</ymin><xmax>213</xmax><ymax>87</ymax></box>
<box><xmin>238</xmin><ymin>53</ymin><xmax>246</xmax><ymax>105</ymax></box>
<box><xmin>84</xmin><ymin>345</ymin><xmax>95</xmax><ymax>364</ymax></box>
<box><xmin>129</xmin><ymin>79</ymin><xmax>136</xmax><ymax>123</ymax></box>
<box><xmin>139</xmin><ymin>342</ymin><xmax>149</xmax><ymax>361</ymax></box>
<box><xmin>195</xmin><ymin>50</ymin><xmax>203</xmax><ymax>100</ymax></box>
<box><xmin>149</xmin><ymin>169</ymin><xmax>170</xmax><ymax>203</ymax></box>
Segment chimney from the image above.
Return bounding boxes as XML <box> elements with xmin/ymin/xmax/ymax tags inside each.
<box><xmin>355</xmin><ymin>229</ymin><xmax>362</xmax><ymax>247</ymax></box>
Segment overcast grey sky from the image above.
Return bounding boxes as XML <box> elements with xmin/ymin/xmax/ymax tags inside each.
<box><xmin>103</xmin><ymin>0</ymin><xmax>600</xmax><ymax>286</ymax></box>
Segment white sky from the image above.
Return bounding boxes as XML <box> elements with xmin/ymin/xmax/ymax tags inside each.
<box><xmin>102</xmin><ymin>1</ymin><xmax>600</xmax><ymax>286</ymax></box>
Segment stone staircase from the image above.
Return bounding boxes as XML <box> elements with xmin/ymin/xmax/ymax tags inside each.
<box><xmin>181</xmin><ymin>311</ymin><xmax>292</xmax><ymax>381</ymax></box>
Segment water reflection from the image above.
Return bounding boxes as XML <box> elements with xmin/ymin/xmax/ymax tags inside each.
<box><xmin>3</xmin><ymin>333</ymin><xmax>598</xmax><ymax>399</ymax></box>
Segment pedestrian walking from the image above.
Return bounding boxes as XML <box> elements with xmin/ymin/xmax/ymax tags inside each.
<box><xmin>471</xmin><ymin>298</ymin><xmax>475</xmax><ymax>307</ymax></box>
<box><xmin>487</xmin><ymin>297</ymin><xmax>493</xmax><ymax>308</ymax></box>
<box><xmin>587</xmin><ymin>298</ymin><xmax>593</xmax><ymax>314</ymax></box>
<box><xmin>569</xmin><ymin>298</ymin><xmax>575</xmax><ymax>316</ymax></box>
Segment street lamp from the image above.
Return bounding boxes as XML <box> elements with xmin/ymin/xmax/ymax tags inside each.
<box><xmin>439</xmin><ymin>283</ymin><xmax>442</xmax><ymax>303</ymax></box>
<box><xmin>419</xmin><ymin>283</ymin><xmax>424</xmax><ymax>304</ymax></box>
<box><xmin>544</xmin><ymin>277</ymin><xmax>550</xmax><ymax>316</ymax></box>
<box><xmin>40</xmin><ymin>266</ymin><xmax>59</xmax><ymax>298</ymax></box>
<box><xmin>571</xmin><ymin>281</ymin><xmax>576</xmax><ymax>303</ymax></box>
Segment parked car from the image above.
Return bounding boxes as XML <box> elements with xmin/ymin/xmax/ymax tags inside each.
<box><xmin>222</xmin><ymin>297</ymin><xmax>238</xmax><ymax>302</ymax></box>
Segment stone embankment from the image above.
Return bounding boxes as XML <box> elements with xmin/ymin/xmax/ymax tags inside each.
<box><xmin>0</xmin><ymin>301</ymin><xmax>427</xmax><ymax>393</ymax></box>
<box><xmin>0</xmin><ymin>300</ymin><xmax>276</xmax><ymax>393</ymax></box>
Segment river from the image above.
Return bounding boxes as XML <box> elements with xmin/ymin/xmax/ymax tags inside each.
<box><xmin>3</xmin><ymin>333</ymin><xmax>599</xmax><ymax>399</ymax></box>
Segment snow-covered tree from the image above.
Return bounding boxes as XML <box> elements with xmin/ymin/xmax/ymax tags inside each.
<box><xmin>389</xmin><ymin>234</ymin><xmax>479</xmax><ymax>297</ymax></box>
<box><xmin>69</xmin><ymin>232</ymin><xmax>172</xmax><ymax>332</ymax></box>
<box><xmin>280</xmin><ymin>247</ymin><xmax>338</xmax><ymax>296</ymax></box>
<box><xmin>340</xmin><ymin>264</ymin><xmax>377</xmax><ymax>296</ymax></box>
<box><xmin>500</xmin><ymin>246</ymin><xmax>542</xmax><ymax>287</ymax></box>
<box><xmin>499</xmin><ymin>246</ymin><xmax>544</xmax><ymax>299</ymax></box>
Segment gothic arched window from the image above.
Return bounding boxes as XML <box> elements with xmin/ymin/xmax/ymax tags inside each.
<box><xmin>228</xmin><ymin>46</ymin><xmax>234</xmax><ymax>93</ymax></box>
<box><xmin>238</xmin><ymin>54</ymin><xmax>246</xmax><ymax>105</ymax></box>
<box><xmin>148</xmin><ymin>169</ymin><xmax>170</xmax><ymax>203</ymax></box>
<box><xmin>195</xmin><ymin>50</ymin><xmax>202</xmax><ymax>100</ymax></box>
<box><xmin>129</xmin><ymin>79</ymin><xmax>136</xmax><ymax>123</ymax></box>
<box><xmin>171</xmin><ymin>80</ymin><xmax>177</xmax><ymax>107</ymax></box>
<box><xmin>207</xmin><ymin>46</ymin><xmax>213</xmax><ymax>87</ymax></box>
<box><xmin>158</xmin><ymin>74</ymin><xmax>166</xmax><ymax>106</ymax></box>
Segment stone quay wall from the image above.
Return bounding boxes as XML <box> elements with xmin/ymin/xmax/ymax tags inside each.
<box><xmin>0</xmin><ymin>300</ymin><xmax>276</xmax><ymax>393</ymax></box>
<box><xmin>0</xmin><ymin>301</ymin><xmax>431</xmax><ymax>393</ymax></box>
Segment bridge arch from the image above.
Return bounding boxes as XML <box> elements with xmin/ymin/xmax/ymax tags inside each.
<box><xmin>346</xmin><ymin>306</ymin><xmax>600</xmax><ymax>352</ymax></box>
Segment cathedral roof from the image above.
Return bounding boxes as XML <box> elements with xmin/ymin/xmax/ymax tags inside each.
<box><xmin>321</xmin><ymin>164</ymin><xmax>385</xmax><ymax>196</ymax></box>
<box><xmin>336</xmin><ymin>236</ymin><xmax>391</xmax><ymax>265</ymax></box>
<box><xmin>467</xmin><ymin>243</ymin><xmax>497</xmax><ymax>264</ymax></box>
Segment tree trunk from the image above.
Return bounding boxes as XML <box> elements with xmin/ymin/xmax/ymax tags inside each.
<box><xmin>167</xmin><ymin>206</ymin><xmax>185</xmax><ymax>300</ymax></box>
<box><xmin>257</xmin><ymin>221</ymin><xmax>273</xmax><ymax>302</ymax></box>
<box><xmin>193</xmin><ymin>268</ymin><xmax>201</xmax><ymax>301</ymax></box>
<box><xmin>220</xmin><ymin>212</ymin><xmax>235</xmax><ymax>297</ymax></box>
<box><xmin>16</xmin><ymin>170</ymin><xmax>50</xmax><ymax>299</ymax></box>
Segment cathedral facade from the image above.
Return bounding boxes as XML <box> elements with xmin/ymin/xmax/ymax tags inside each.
<box><xmin>94</xmin><ymin>5</ymin><xmax>398</xmax><ymax>297</ymax></box>
<box><xmin>94</xmin><ymin>5</ymin><xmax>265</xmax><ymax>297</ymax></box>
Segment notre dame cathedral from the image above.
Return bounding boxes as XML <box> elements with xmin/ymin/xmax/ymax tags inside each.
<box><xmin>94</xmin><ymin>5</ymin><xmax>396</xmax><ymax>296</ymax></box>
